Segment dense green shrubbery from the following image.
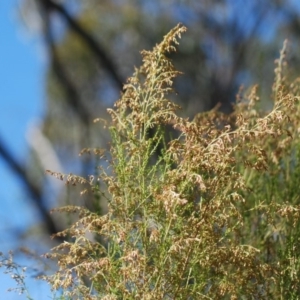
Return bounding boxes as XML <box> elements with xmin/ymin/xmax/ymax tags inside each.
<box><xmin>2</xmin><ymin>24</ymin><xmax>300</xmax><ymax>299</ymax></box>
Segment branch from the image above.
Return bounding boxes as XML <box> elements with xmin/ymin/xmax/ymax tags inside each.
<box><xmin>0</xmin><ymin>135</ymin><xmax>61</xmax><ymax>238</ymax></box>
<box><xmin>40</xmin><ymin>0</ymin><xmax>124</xmax><ymax>90</ymax></box>
<box><xmin>42</xmin><ymin>7</ymin><xmax>91</xmax><ymax>126</ymax></box>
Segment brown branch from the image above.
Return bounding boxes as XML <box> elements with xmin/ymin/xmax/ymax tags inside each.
<box><xmin>0</xmin><ymin>135</ymin><xmax>62</xmax><ymax>238</ymax></box>
<box><xmin>42</xmin><ymin>7</ymin><xmax>91</xmax><ymax>126</ymax></box>
<box><xmin>40</xmin><ymin>0</ymin><xmax>124</xmax><ymax>90</ymax></box>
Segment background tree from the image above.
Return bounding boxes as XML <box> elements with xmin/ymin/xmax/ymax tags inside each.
<box><xmin>2</xmin><ymin>0</ymin><xmax>300</xmax><ymax>248</ymax></box>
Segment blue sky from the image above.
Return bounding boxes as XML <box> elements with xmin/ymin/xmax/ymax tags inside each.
<box><xmin>0</xmin><ymin>1</ymin><xmax>52</xmax><ymax>298</ymax></box>
<box><xmin>0</xmin><ymin>1</ymin><xmax>42</xmax><ymax>244</ymax></box>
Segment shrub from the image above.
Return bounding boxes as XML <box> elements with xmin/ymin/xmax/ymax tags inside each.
<box><xmin>3</xmin><ymin>24</ymin><xmax>300</xmax><ymax>299</ymax></box>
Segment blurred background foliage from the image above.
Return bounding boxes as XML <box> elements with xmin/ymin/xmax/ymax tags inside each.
<box><xmin>4</xmin><ymin>0</ymin><xmax>300</xmax><ymax>247</ymax></box>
